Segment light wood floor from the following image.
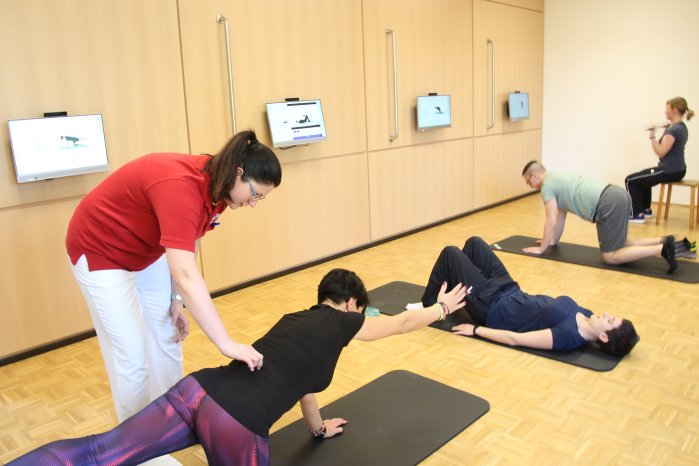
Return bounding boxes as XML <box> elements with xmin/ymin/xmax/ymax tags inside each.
<box><xmin>1</xmin><ymin>195</ymin><xmax>698</xmax><ymax>465</ymax></box>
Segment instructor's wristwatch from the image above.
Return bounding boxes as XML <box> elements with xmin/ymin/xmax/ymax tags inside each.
<box><xmin>171</xmin><ymin>293</ymin><xmax>183</xmax><ymax>303</ymax></box>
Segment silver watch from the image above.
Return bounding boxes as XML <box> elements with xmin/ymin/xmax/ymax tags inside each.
<box><xmin>171</xmin><ymin>293</ymin><xmax>183</xmax><ymax>302</ymax></box>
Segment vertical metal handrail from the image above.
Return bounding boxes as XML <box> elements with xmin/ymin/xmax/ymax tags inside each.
<box><xmin>386</xmin><ymin>29</ymin><xmax>399</xmax><ymax>142</ymax></box>
<box><xmin>216</xmin><ymin>14</ymin><xmax>237</xmax><ymax>135</ymax></box>
<box><xmin>487</xmin><ymin>38</ymin><xmax>495</xmax><ymax>130</ymax></box>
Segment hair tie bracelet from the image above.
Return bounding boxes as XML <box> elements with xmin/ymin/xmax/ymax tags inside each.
<box><xmin>310</xmin><ymin>422</ymin><xmax>327</xmax><ymax>439</ymax></box>
<box><xmin>438</xmin><ymin>302</ymin><xmax>449</xmax><ymax>320</ymax></box>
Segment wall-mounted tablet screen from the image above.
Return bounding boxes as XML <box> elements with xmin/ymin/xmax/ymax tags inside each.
<box><xmin>8</xmin><ymin>114</ymin><xmax>109</xmax><ymax>183</ymax></box>
<box><xmin>417</xmin><ymin>95</ymin><xmax>451</xmax><ymax>131</ymax></box>
<box><xmin>508</xmin><ymin>92</ymin><xmax>530</xmax><ymax>121</ymax></box>
<box><xmin>266</xmin><ymin>99</ymin><xmax>327</xmax><ymax>148</ymax></box>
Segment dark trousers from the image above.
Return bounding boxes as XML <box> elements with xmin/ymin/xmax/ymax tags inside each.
<box><xmin>625</xmin><ymin>167</ymin><xmax>685</xmax><ymax>215</ymax></box>
<box><xmin>421</xmin><ymin>236</ymin><xmax>517</xmax><ymax>325</ymax></box>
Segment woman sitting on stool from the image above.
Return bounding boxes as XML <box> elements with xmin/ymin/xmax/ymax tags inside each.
<box><xmin>626</xmin><ymin>96</ymin><xmax>694</xmax><ymax>223</ymax></box>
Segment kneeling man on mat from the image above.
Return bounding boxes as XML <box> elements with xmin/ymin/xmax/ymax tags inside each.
<box><xmin>521</xmin><ymin>161</ymin><xmax>679</xmax><ymax>273</ymax></box>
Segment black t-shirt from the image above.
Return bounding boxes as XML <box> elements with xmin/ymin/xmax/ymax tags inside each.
<box><xmin>192</xmin><ymin>305</ymin><xmax>365</xmax><ymax>436</ymax></box>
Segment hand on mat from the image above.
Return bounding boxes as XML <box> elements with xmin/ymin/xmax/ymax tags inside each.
<box><xmin>223</xmin><ymin>342</ymin><xmax>264</xmax><ymax>371</ymax></box>
<box><xmin>523</xmin><ymin>245</ymin><xmax>544</xmax><ymax>255</ymax></box>
<box><xmin>323</xmin><ymin>417</ymin><xmax>348</xmax><ymax>438</ymax></box>
<box><xmin>170</xmin><ymin>301</ymin><xmax>190</xmax><ymax>343</ymax></box>
<box><xmin>452</xmin><ymin>323</ymin><xmax>477</xmax><ymax>337</ymax></box>
<box><xmin>438</xmin><ymin>282</ymin><xmax>467</xmax><ymax>314</ymax></box>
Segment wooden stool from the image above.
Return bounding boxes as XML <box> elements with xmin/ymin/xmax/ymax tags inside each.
<box><xmin>656</xmin><ymin>179</ymin><xmax>699</xmax><ymax>229</ymax></box>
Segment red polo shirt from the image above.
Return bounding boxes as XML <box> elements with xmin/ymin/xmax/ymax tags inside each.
<box><xmin>66</xmin><ymin>153</ymin><xmax>227</xmax><ymax>271</ymax></box>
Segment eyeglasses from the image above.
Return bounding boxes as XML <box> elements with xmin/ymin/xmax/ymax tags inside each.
<box><xmin>243</xmin><ymin>174</ymin><xmax>265</xmax><ymax>201</ymax></box>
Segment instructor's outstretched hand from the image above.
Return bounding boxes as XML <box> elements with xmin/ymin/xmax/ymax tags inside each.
<box><xmin>437</xmin><ymin>282</ymin><xmax>467</xmax><ymax>315</ymax></box>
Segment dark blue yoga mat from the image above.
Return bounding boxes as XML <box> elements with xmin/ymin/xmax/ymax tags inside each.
<box><xmin>270</xmin><ymin>370</ymin><xmax>489</xmax><ymax>466</ymax></box>
<box><xmin>368</xmin><ymin>281</ymin><xmax>632</xmax><ymax>372</ymax></box>
<box><xmin>493</xmin><ymin>235</ymin><xmax>699</xmax><ymax>283</ymax></box>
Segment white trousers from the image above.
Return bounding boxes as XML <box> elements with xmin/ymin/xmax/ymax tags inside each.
<box><xmin>71</xmin><ymin>254</ymin><xmax>183</xmax><ymax>422</ymax></box>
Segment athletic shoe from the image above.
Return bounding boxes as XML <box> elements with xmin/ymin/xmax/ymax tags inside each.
<box><xmin>628</xmin><ymin>213</ymin><xmax>645</xmax><ymax>223</ymax></box>
<box><xmin>661</xmin><ymin>235</ymin><xmax>678</xmax><ymax>274</ymax></box>
<box><xmin>675</xmin><ymin>237</ymin><xmax>697</xmax><ymax>254</ymax></box>
<box><xmin>676</xmin><ymin>250</ymin><xmax>697</xmax><ymax>260</ymax></box>
<box><xmin>643</xmin><ymin>208</ymin><xmax>653</xmax><ymax>218</ymax></box>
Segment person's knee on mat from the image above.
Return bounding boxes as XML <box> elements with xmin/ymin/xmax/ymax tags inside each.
<box><xmin>600</xmin><ymin>251</ymin><xmax>623</xmax><ymax>265</ymax></box>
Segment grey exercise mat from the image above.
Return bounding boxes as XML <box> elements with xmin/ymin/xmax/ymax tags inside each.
<box><xmin>270</xmin><ymin>370</ymin><xmax>489</xmax><ymax>466</ymax></box>
<box><xmin>368</xmin><ymin>281</ymin><xmax>630</xmax><ymax>371</ymax></box>
<box><xmin>493</xmin><ymin>235</ymin><xmax>699</xmax><ymax>283</ymax></box>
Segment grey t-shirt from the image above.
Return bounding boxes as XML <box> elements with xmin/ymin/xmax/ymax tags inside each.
<box><xmin>658</xmin><ymin>122</ymin><xmax>688</xmax><ymax>173</ymax></box>
<box><xmin>540</xmin><ymin>172</ymin><xmax>608</xmax><ymax>222</ymax></box>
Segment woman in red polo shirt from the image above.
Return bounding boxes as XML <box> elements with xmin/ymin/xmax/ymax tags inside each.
<box><xmin>66</xmin><ymin>130</ymin><xmax>281</xmax><ymax>425</ymax></box>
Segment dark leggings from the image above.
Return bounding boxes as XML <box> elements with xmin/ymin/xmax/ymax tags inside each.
<box><xmin>625</xmin><ymin>167</ymin><xmax>685</xmax><ymax>215</ymax></box>
<box><xmin>8</xmin><ymin>376</ymin><xmax>269</xmax><ymax>466</ymax></box>
<box><xmin>421</xmin><ymin>236</ymin><xmax>517</xmax><ymax>324</ymax></box>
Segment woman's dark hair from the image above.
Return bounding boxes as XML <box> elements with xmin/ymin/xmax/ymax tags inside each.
<box><xmin>597</xmin><ymin>319</ymin><xmax>639</xmax><ymax>356</ymax></box>
<box><xmin>205</xmin><ymin>129</ymin><xmax>282</xmax><ymax>204</ymax></box>
<box><xmin>317</xmin><ymin>269</ymin><xmax>369</xmax><ymax>311</ymax></box>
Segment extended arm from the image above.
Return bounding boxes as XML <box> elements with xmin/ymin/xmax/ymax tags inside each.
<box><xmin>299</xmin><ymin>394</ymin><xmax>347</xmax><ymax>439</ymax></box>
<box><xmin>551</xmin><ymin>208</ymin><xmax>567</xmax><ymax>244</ymax></box>
<box><xmin>452</xmin><ymin>323</ymin><xmax>554</xmax><ymax>350</ymax></box>
<box><xmin>168</xmin><ymin>239</ymin><xmax>199</xmax><ymax>342</ymax></box>
<box><xmin>354</xmin><ymin>283</ymin><xmax>466</xmax><ymax>341</ymax></box>
<box><xmin>165</xmin><ymin>247</ymin><xmax>263</xmax><ymax>371</ymax></box>
<box><xmin>523</xmin><ymin>198</ymin><xmax>564</xmax><ymax>254</ymax></box>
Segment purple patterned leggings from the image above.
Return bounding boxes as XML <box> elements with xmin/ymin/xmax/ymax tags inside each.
<box><xmin>8</xmin><ymin>375</ymin><xmax>269</xmax><ymax>466</ymax></box>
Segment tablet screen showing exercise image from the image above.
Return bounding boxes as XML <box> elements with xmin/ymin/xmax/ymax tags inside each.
<box><xmin>266</xmin><ymin>99</ymin><xmax>327</xmax><ymax>148</ymax></box>
<box><xmin>508</xmin><ymin>92</ymin><xmax>530</xmax><ymax>121</ymax></box>
<box><xmin>417</xmin><ymin>95</ymin><xmax>451</xmax><ymax>131</ymax></box>
<box><xmin>8</xmin><ymin>114</ymin><xmax>109</xmax><ymax>183</ymax></box>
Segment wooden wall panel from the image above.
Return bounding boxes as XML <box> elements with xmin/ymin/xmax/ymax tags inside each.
<box><xmin>0</xmin><ymin>199</ymin><xmax>92</xmax><ymax>357</ymax></box>
<box><xmin>362</xmin><ymin>0</ymin><xmax>473</xmax><ymax>151</ymax></box>
<box><xmin>487</xmin><ymin>0</ymin><xmax>544</xmax><ymax>11</ymax></box>
<box><xmin>0</xmin><ymin>0</ymin><xmax>189</xmax><ymax>208</ymax></box>
<box><xmin>178</xmin><ymin>0</ymin><xmax>366</xmax><ymax>163</ymax></box>
<box><xmin>200</xmin><ymin>153</ymin><xmax>371</xmax><ymax>291</ymax></box>
<box><xmin>368</xmin><ymin>139</ymin><xmax>474</xmax><ymax>240</ymax></box>
<box><xmin>0</xmin><ymin>0</ymin><xmax>544</xmax><ymax>358</ymax></box>
<box><xmin>0</xmin><ymin>0</ymin><xmax>190</xmax><ymax>358</ymax></box>
<box><xmin>473</xmin><ymin>130</ymin><xmax>541</xmax><ymax>208</ymax></box>
<box><xmin>473</xmin><ymin>0</ymin><xmax>543</xmax><ymax>136</ymax></box>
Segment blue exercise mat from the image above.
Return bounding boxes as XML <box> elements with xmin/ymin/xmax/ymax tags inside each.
<box><xmin>270</xmin><ymin>370</ymin><xmax>489</xmax><ymax>466</ymax></box>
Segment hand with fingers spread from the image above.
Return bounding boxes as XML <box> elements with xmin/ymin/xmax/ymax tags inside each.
<box><xmin>437</xmin><ymin>281</ymin><xmax>467</xmax><ymax>315</ymax></box>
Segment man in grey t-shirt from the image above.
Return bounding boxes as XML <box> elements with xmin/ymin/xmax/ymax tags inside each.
<box><xmin>521</xmin><ymin>161</ymin><xmax>678</xmax><ymax>273</ymax></box>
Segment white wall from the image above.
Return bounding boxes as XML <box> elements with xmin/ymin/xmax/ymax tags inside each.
<box><xmin>543</xmin><ymin>0</ymin><xmax>699</xmax><ymax>204</ymax></box>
